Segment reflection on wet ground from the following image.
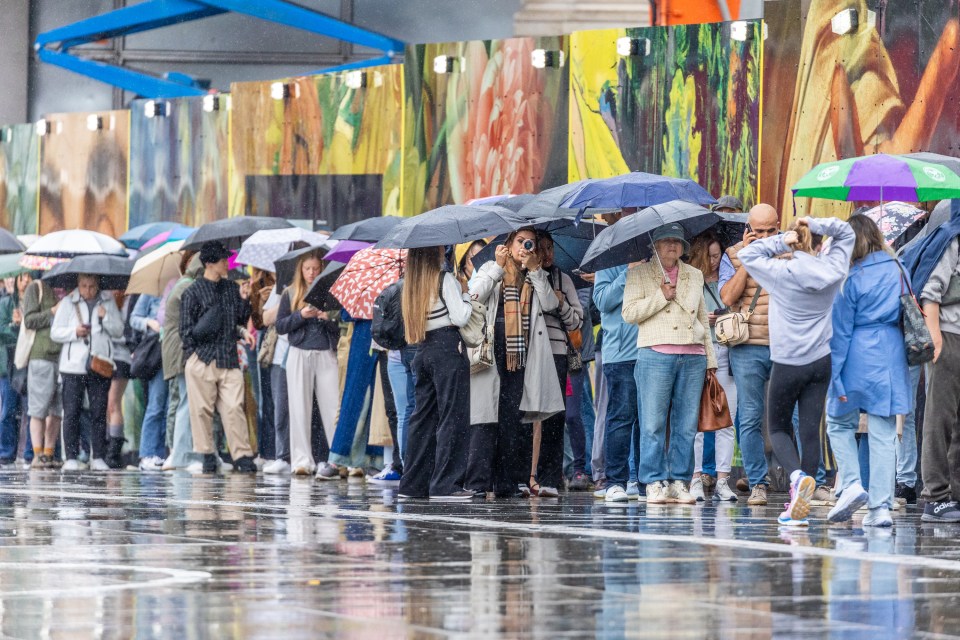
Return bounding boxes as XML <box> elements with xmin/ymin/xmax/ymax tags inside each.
<box><xmin>0</xmin><ymin>471</ymin><xmax>957</xmax><ymax>638</ymax></box>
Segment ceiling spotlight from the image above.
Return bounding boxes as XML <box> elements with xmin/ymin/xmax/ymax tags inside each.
<box><xmin>86</xmin><ymin>114</ymin><xmax>104</xmax><ymax>131</ymax></box>
<box><xmin>270</xmin><ymin>82</ymin><xmax>298</xmax><ymax>100</ymax></box>
<box><xmin>531</xmin><ymin>49</ymin><xmax>565</xmax><ymax>69</ymax></box>
<box><xmin>35</xmin><ymin>119</ymin><xmax>51</xmax><ymax>137</ymax></box>
<box><xmin>433</xmin><ymin>55</ymin><xmax>459</xmax><ymax>74</ymax></box>
<box><xmin>616</xmin><ymin>37</ymin><xmax>651</xmax><ymax>57</ymax></box>
<box><xmin>202</xmin><ymin>94</ymin><xmax>220</xmax><ymax>112</ymax></box>
<box><xmin>143</xmin><ymin>100</ymin><xmax>169</xmax><ymax>118</ymax></box>
<box><xmin>831</xmin><ymin>8</ymin><xmax>859</xmax><ymax>35</ymax></box>
<box><xmin>345</xmin><ymin>71</ymin><xmax>367</xmax><ymax>89</ymax></box>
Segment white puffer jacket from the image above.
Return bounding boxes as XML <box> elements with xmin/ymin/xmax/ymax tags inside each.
<box><xmin>50</xmin><ymin>289</ymin><xmax>124</xmax><ymax>375</ymax></box>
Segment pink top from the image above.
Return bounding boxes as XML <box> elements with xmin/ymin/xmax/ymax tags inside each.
<box><xmin>651</xmin><ymin>264</ymin><xmax>706</xmax><ymax>356</ymax></box>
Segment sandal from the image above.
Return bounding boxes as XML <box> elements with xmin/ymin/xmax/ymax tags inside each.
<box><xmin>529</xmin><ymin>476</ymin><xmax>543</xmax><ymax>497</ymax></box>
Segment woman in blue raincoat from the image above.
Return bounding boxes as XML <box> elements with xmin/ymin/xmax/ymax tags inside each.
<box><xmin>825</xmin><ymin>214</ymin><xmax>913</xmax><ymax>528</ymax></box>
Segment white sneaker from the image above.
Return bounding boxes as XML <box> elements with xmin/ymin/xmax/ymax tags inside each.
<box><xmin>62</xmin><ymin>459</ymin><xmax>82</xmax><ymax>472</ymax></box>
<box><xmin>690</xmin><ymin>476</ymin><xmax>705</xmax><ymax>502</ymax></box>
<box><xmin>862</xmin><ymin>506</ymin><xmax>893</xmax><ymax>528</ymax></box>
<box><xmin>89</xmin><ymin>458</ymin><xmax>110</xmax><ymax>471</ymax></box>
<box><xmin>714</xmin><ymin>477</ymin><xmax>738</xmax><ymax>502</ymax></box>
<box><xmin>667</xmin><ymin>480</ymin><xmax>696</xmax><ymax>504</ymax></box>
<box><xmin>828</xmin><ymin>483</ymin><xmax>869</xmax><ymax>523</ymax></box>
<box><xmin>263</xmin><ymin>459</ymin><xmax>291</xmax><ymax>475</ymax></box>
<box><xmin>138</xmin><ymin>456</ymin><xmax>164</xmax><ymax>472</ymax></box>
<box><xmin>185</xmin><ymin>461</ymin><xmax>204</xmax><ymax>473</ymax></box>
<box><xmin>254</xmin><ymin>456</ymin><xmax>266</xmax><ymax>471</ymax></box>
<box><xmin>161</xmin><ymin>455</ymin><xmax>175</xmax><ymax>471</ymax></box>
<box><xmin>646</xmin><ymin>481</ymin><xmax>669</xmax><ymax>504</ymax></box>
<box><xmin>218</xmin><ymin>457</ymin><xmax>233</xmax><ymax>472</ymax></box>
<box><xmin>604</xmin><ymin>485</ymin><xmax>628</xmax><ymax>503</ymax></box>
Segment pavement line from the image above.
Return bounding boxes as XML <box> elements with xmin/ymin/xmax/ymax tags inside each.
<box><xmin>3</xmin><ymin>485</ymin><xmax>959</xmax><ymax>575</ymax></box>
<box><xmin>0</xmin><ymin>562</ymin><xmax>211</xmax><ymax>597</ymax></box>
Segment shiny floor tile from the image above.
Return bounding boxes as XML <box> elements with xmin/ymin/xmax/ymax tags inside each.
<box><xmin>0</xmin><ymin>470</ymin><xmax>956</xmax><ymax>638</ymax></box>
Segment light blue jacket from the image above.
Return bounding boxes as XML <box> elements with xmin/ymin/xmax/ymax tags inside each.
<box><xmin>593</xmin><ymin>266</ymin><xmax>639</xmax><ymax>364</ymax></box>
<box><xmin>827</xmin><ymin>251</ymin><xmax>913</xmax><ymax>418</ymax></box>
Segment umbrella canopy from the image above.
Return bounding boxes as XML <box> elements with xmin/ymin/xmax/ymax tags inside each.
<box><xmin>0</xmin><ymin>253</ymin><xmax>27</xmax><ymax>278</ymax></box>
<box><xmin>713</xmin><ymin>212</ymin><xmax>750</xmax><ymax>248</ymax></box>
<box><xmin>902</xmin><ymin>152</ymin><xmax>960</xmax><ymax>178</ymax></box>
<box><xmin>42</xmin><ymin>254</ymin><xmax>133</xmax><ymax>291</ymax></box>
<box><xmin>0</xmin><ymin>229</ymin><xmax>26</xmax><ymax>255</ymax></box>
<box><xmin>182</xmin><ymin>216</ymin><xmax>294</xmax><ymax>251</ymax></box>
<box><xmin>513</xmin><ymin>181</ymin><xmax>593</xmax><ymax>222</ymax></box>
<box><xmin>330</xmin><ymin>248</ymin><xmax>406</xmax><ymax>320</ymax></box>
<box><xmin>580</xmin><ymin>200</ymin><xmax>718</xmax><ymax>272</ymax></box>
<box><xmin>324</xmin><ymin>240</ymin><xmax>370</xmax><ymax>264</ymax></box>
<box><xmin>127</xmin><ymin>240</ymin><xmax>185</xmax><ymax>296</ymax></box>
<box><xmin>235</xmin><ymin>227</ymin><xmax>331</xmax><ymax>272</ymax></box>
<box><xmin>25</xmin><ymin>229</ymin><xmax>127</xmax><ymax>259</ymax></box>
<box><xmin>861</xmin><ymin>202</ymin><xmax>927</xmax><ymax>246</ymax></box>
<box><xmin>139</xmin><ymin>225</ymin><xmax>195</xmax><ymax>254</ymax></box>
<box><xmin>792</xmin><ymin>153</ymin><xmax>960</xmax><ymax>202</ymax></box>
<box><xmin>304</xmin><ymin>261</ymin><xmax>346</xmax><ymax>311</ymax></box>
<box><xmin>376</xmin><ymin>205</ymin><xmax>527</xmax><ymax>249</ymax></box>
<box><xmin>119</xmin><ymin>221</ymin><xmax>182</xmax><ymax>249</ymax></box>
<box><xmin>330</xmin><ymin>216</ymin><xmax>402</xmax><ymax>242</ymax></box>
<box><xmin>558</xmin><ymin>172</ymin><xmax>717</xmax><ymax>214</ymax></box>
<box><xmin>274</xmin><ymin>245</ymin><xmax>328</xmax><ymax>291</ymax></box>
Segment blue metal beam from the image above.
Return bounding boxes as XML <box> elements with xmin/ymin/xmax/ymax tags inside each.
<box><xmin>37</xmin><ymin>49</ymin><xmax>208</xmax><ymax>99</ymax></box>
<box><xmin>35</xmin><ymin>0</ymin><xmax>226</xmax><ymax>51</ymax></box>
<box><xmin>309</xmin><ymin>55</ymin><xmax>398</xmax><ymax>76</ymax></box>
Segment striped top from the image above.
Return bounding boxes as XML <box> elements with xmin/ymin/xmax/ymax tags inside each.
<box><xmin>426</xmin><ymin>272</ymin><xmax>473</xmax><ymax>331</ymax></box>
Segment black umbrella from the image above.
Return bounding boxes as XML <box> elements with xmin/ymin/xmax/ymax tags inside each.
<box><xmin>181</xmin><ymin>216</ymin><xmax>294</xmax><ymax>251</ymax></box>
<box><xmin>304</xmin><ymin>261</ymin><xmax>346</xmax><ymax>311</ymax></box>
<box><xmin>513</xmin><ymin>181</ymin><xmax>593</xmax><ymax>222</ymax></box>
<box><xmin>330</xmin><ymin>216</ymin><xmax>403</xmax><ymax>242</ymax></box>
<box><xmin>42</xmin><ymin>254</ymin><xmax>133</xmax><ymax>291</ymax></box>
<box><xmin>376</xmin><ymin>205</ymin><xmax>527</xmax><ymax>249</ymax></box>
<box><xmin>580</xmin><ymin>200</ymin><xmax>719</xmax><ymax>272</ymax></box>
<box><xmin>713</xmin><ymin>212</ymin><xmax>749</xmax><ymax>248</ymax></box>
<box><xmin>274</xmin><ymin>245</ymin><xmax>327</xmax><ymax>291</ymax></box>
<box><xmin>0</xmin><ymin>229</ymin><xmax>25</xmax><ymax>255</ymax></box>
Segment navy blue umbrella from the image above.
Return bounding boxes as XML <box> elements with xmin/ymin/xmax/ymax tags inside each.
<box><xmin>579</xmin><ymin>200</ymin><xmax>719</xmax><ymax>272</ymax></box>
<box><xmin>560</xmin><ymin>172</ymin><xmax>717</xmax><ymax>217</ymax></box>
<box><xmin>376</xmin><ymin>205</ymin><xmax>528</xmax><ymax>249</ymax></box>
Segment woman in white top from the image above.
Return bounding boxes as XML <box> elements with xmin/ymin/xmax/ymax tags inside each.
<box><xmin>397</xmin><ymin>245</ymin><xmax>474</xmax><ymax>501</ymax></box>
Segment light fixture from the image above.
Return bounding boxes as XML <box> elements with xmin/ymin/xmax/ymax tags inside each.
<box><xmin>831</xmin><ymin>8</ymin><xmax>858</xmax><ymax>35</ymax></box>
<box><xmin>531</xmin><ymin>49</ymin><xmax>564</xmax><ymax>69</ymax></box>
<box><xmin>730</xmin><ymin>21</ymin><xmax>768</xmax><ymax>41</ymax></box>
<box><xmin>143</xmin><ymin>100</ymin><xmax>169</xmax><ymax>118</ymax></box>
<box><xmin>270</xmin><ymin>82</ymin><xmax>298</xmax><ymax>100</ymax></box>
<box><xmin>345</xmin><ymin>70</ymin><xmax>367</xmax><ymax>89</ymax></box>
<box><xmin>616</xmin><ymin>37</ymin><xmax>650</xmax><ymax>57</ymax></box>
<box><xmin>372</xmin><ymin>71</ymin><xmax>384</xmax><ymax>87</ymax></box>
<box><xmin>433</xmin><ymin>55</ymin><xmax>458</xmax><ymax>74</ymax></box>
<box><xmin>867</xmin><ymin>9</ymin><xmax>877</xmax><ymax>28</ymax></box>
<box><xmin>0</xmin><ymin>128</ymin><xmax>9</xmax><ymax>143</ymax></box>
<box><xmin>202</xmin><ymin>94</ymin><xmax>220</xmax><ymax>112</ymax></box>
<box><xmin>86</xmin><ymin>114</ymin><xmax>104</xmax><ymax>131</ymax></box>
<box><xmin>35</xmin><ymin>119</ymin><xmax>51</xmax><ymax>137</ymax></box>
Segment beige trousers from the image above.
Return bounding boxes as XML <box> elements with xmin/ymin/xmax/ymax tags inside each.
<box><xmin>285</xmin><ymin>347</ymin><xmax>339</xmax><ymax>471</ymax></box>
<box><xmin>184</xmin><ymin>354</ymin><xmax>254</xmax><ymax>460</ymax></box>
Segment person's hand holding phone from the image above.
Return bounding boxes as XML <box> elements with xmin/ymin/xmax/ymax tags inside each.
<box><xmin>742</xmin><ymin>224</ymin><xmax>758</xmax><ymax>246</ymax></box>
<box><xmin>76</xmin><ymin>324</ymin><xmax>90</xmax><ymax>339</ymax></box>
<box><xmin>301</xmin><ymin>304</ymin><xmax>320</xmax><ymax>319</ymax></box>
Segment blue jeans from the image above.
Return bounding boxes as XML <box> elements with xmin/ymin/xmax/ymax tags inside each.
<box><xmin>330</xmin><ymin>321</ymin><xmax>379</xmax><ymax>466</ymax></box>
<box><xmin>387</xmin><ymin>347</ymin><xmax>417</xmax><ymax>464</ymax></box>
<box><xmin>602</xmin><ymin>361</ymin><xmax>638</xmax><ymax>488</ymax></box>
<box><xmin>171</xmin><ymin>374</ymin><xmax>201</xmax><ymax>468</ymax></box>
<box><xmin>0</xmin><ymin>377</ymin><xmax>20</xmax><ymax>461</ymax></box>
<box><xmin>636</xmin><ymin>350</ymin><xmax>706</xmax><ymax>484</ymax></box>
<box><xmin>138</xmin><ymin>368</ymin><xmax>169</xmax><ymax>459</ymax></box>
<box><xmin>729</xmin><ymin>344</ymin><xmax>772</xmax><ymax>487</ymax></box>
<box><xmin>896</xmin><ymin>364</ymin><xmax>922</xmax><ymax>488</ymax></box>
<box><xmin>827</xmin><ymin>410</ymin><xmax>897</xmax><ymax>510</ymax></box>
<box><xmin>581</xmin><ymin>369</ymin><xmax>595</xmax><ymax>476</ymax></box>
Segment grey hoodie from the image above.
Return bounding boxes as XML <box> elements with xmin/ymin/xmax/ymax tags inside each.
<box><xmin>738</xmin><ymin>218</ymin><xmax>855</xmax><ymax>366</ymax></box>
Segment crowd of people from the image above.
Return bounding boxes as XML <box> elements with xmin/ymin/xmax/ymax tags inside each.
<box><xmin>3</xmin><ymin>194</ymin><xmax>959</xmax><ymax>528</ymax></box>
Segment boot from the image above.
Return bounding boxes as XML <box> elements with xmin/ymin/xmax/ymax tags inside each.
<box><xmin>105</xmin><ymin>437</ymin><xmax>126</xmax><ymax>470</ymax></box>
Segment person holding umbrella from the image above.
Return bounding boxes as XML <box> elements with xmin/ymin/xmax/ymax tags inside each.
<box><xmin>180</xmin><ymin>241</ymin><xmax>257</xmax><ymax>474</ymax></box>
<box><xmin>50</xmin><ymin>274</ymin><xmax>125</xmax><ymax>471</ymax></box>
<box><xmin>622</xmin><ymin>223</ymin><xmax>717</xmax><ymax>505</ymax></box>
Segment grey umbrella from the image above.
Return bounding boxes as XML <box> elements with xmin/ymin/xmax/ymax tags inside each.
<box><xmin>0</xmin><ymin>229</ymin><xmax>26</xmax><ymax>255</ymax></box>
<box><xmin>330</xmin><ymin>216</ymin><xmax>402</xmax><ymax>242</ymax></box>
<box><xmin>274</xmin><ymin>245</ymin><xmax>328</xmax><ymax>291</ymax></box>
<box><xmin>579</xmin><ymin>200</ymin><xmax>718</xmax><ymax>273</ymax></box>
<box><xmin>42</xmin><ymin>254</ymin><xmax>133</xmax><ymax>291</ymax></box>
<box><xmin>376</xmin><ymin>205</ymin><xmax>528</xmax><ymax>249</ymax></box>
<box><xmin>181</xmin><ymin>216</ymin><xmax>294</xmax><ymax>251</ymax></box>
<box><xmin>903</xmin><ymin>152</ymin><xmax>960</xmax><ymax>178</ymax></box>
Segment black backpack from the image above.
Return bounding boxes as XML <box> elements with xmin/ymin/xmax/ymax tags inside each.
<box><xmin>372</xmin><ymin>279</ymin><xmax>406</xmax><ymax>350</ymax></box>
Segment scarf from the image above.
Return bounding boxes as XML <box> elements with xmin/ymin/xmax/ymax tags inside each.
<box><xmin>901</xmin><ymin>200</ymin><xmax>960</xmax><ymax>294</ymax></box>
<box><xmin>503</xmin><ymin>273</ymin><xmax>533</xmax><ymax>372</ymax></box>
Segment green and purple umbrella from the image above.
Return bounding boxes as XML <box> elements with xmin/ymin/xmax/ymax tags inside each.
<box><xmin>792</xmin><ymin>153</ymin><xmax>960</xmax><ymax>202</ymax></box>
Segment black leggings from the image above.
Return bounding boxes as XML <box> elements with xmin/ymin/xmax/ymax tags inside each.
<box><xmin>766</xmin><ymin>354</ymin><xmax>831</xmax><ymax>479</ymax></box>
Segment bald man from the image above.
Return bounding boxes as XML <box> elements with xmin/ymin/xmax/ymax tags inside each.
<box><xmin>718</xmin><ymin>204</ymin><xmax>780</xmax><ymax>505</ymax></box>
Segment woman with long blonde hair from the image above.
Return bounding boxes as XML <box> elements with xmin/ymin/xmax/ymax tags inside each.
<box><xmin>397</xmin><ymin>246</ymin><xmax>474</xmax><ymax>501</ymax></box>
<box><xmin>275</xmin><ymin>249</ymin><xmax>340</xmax><ymax>475</ymax></box>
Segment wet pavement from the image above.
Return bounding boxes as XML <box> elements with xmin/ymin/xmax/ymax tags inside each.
<box><xmin>0</xmin><ymin>471</ymin><xmax>957</xmax><ymax>639</ymax></box>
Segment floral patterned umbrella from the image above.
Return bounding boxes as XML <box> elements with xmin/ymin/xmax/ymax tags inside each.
<box><xmin>330</xmin><ymin>248</ymin><xmax>405</xmax><ymax>320</ymax></box>
<box><xmin>862</xmin><ymin>201</ymin><xmax>927</xmax><ymax>246</ymax></box>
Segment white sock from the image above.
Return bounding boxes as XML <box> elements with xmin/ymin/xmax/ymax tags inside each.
<box><xmin>383</xmin><ymin>446</ymin><xmax>394</xmax><ymax>467</ymax></box>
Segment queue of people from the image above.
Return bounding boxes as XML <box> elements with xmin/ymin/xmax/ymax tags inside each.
<box><xmin>1</xmin><ymin>196</ymin><xmax>957</xmax><ymax>527</ymax></box>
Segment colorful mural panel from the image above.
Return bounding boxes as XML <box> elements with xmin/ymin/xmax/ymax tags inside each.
<box><xmin>761</xmin><ymin>0</ymin><xmax>960</xmax><ymax>224</ymax></box>
<box><xmin>402</xmin><ymin>36</ymin><xmax>569</xmax><ymax>214</ymax></box>
<box><xmin>569</xmin><ymin>23</ymin><xmax>761</xmax><ymax>209</ymax></box>
<box><xmin>39</xmin><ymin>111</ymin><xmax>129</xmax><ymax>236</ymax></box>
<box><xmin>128</xmin><ymin>97</ymin><xmax>229</xmax><ymax>229</ymax></box>
<box><xmin>229</xmin><ymin>64</ymin><xmax>404</xmax><ymax>223</ymax></box>
<box><xmin>0</xmin><ymin>124</ymin><xmax>38</xmax><ymax>235</ymax></box>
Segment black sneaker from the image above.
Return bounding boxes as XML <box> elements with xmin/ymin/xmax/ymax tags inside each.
<box><xmin>895</xmin><ymin>484</ymin><xmax>917</xmax><ymax>504</ymax></box>
<box><xmin>922</xmin><ymin>500</ymin><xmax>960</xmax><ymax>522</ymax></box>
<box><xmin>233</xmin><ymin>456</ymin><xmax>257</xmax><ymax>474</ymax></box>
<box><xmin>202</xmin><ymin>453</ymin><xmax>218</xmax><ymax>474</ymax></box>
<box><xmin>429</xmin><ymin>490</ymin><xmax>477</xmax><ymax>502</ymax></box>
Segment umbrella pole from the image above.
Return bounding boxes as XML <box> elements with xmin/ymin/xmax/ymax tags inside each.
<box><xmin>650</xmin><ymin>232</ymin><xmax>670</xmax><ymax>284</ymax></box>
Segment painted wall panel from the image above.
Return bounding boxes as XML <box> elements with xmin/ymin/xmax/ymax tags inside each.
<box><xmin>0</xmin><ymin>124</ymin><xmax>38</xmax><ymax>235</ymax></box>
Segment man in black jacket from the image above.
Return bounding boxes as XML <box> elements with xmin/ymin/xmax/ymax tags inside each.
<box><xmin>180</xmin><ymin>241</ymin><xmax>256</xmax><ymax>473</ymax></box>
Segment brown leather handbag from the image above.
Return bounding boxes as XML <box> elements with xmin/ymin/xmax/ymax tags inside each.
<box><xmin>698</xmin><ymin>370</ymin><xmax>732</xmax><ymax>432</ymax></box>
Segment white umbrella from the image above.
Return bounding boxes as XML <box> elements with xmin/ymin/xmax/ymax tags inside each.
<box><xmin>127</xmin><ymin>240</ymin><xmax>185</xmax><ymax>297</ymax></box>
<box><xmin>235</xmin><ymin>227</ymin><xmax>331</xmax><ymax>272</ymax></box>
<box><xmin>25</xmin><ymin>229</ymin><xmax>127</xmax><ymax>258</ymax></box>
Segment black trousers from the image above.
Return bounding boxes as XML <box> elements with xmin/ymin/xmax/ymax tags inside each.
<box><xmin>465</xmin><ymin>326</ymin><xmax>525</xmax><ymax>496</ymax></box>
<box><xmin>767</xmin><ymin>354</ymin><xmax>831</xmax><ymax>479</ymax></box>
<box><xmin>517</xmin><ymin>354</ymin><xmax>567</xmax><ymax>488</ymax></box>
<box><xmin>398</xmin><ymin>327</ymin><xmax>470</xmax><ymax>497</ymax></box>
<box><xmin>377</xmin><ymin>350</ymin><xmax>400</xmax><ymax>472</ymax></box>
<box><xmin>62</xmin><ymin>372</ymin><xmax>111</xmax><ymax>460</ymax></box>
